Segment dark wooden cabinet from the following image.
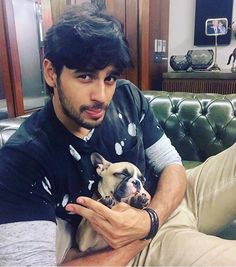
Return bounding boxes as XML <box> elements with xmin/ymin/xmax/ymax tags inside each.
<box><xmin>139</xmin><ymin>0</ymin><xmax>169</xmax><ymax>90</ymax></box>
<box><xmin>0</xmin><ymin>0</ymin><xmax>23</xmax><ymax>117</ymax></box>
<box><xmin>162</xmin><ymin>72</ymin><xmax>236</xmax><ymax>94</ymax></box>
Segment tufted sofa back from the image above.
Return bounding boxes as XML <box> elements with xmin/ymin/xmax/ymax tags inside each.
<box><xmin>0</xmin><ymin>92</ymin><xmax>236</xmax><ymax>163</ymax></box>
<box><xmin>143</xmin><ymin>91</ymin><xmax>236</xmax><ymax>162</ymax></box>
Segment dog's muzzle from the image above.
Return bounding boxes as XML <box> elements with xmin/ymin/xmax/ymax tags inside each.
<box><xmin>113</xmin><ymin>176</ymin><xmax>142</xmax><ymax>201</ymax></box>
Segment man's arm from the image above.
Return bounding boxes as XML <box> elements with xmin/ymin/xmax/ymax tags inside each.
<box><xmin>66</xmin><ymin>131</ymin><xmax>187</xmax><ymax>247</ymax></box>
<box><xmin>66</xmin><ymin>164</ymin><xmax>186</xmax><ymax>245</ymax></box>
<box><xmin>148</xmin><ymin>163</ymin><xmax>186</xmax><ymax>227</ymax></box>
<box><xmin>61</xmin><ymin>239</ymin><xmax>149</xmax><ymax>266</ymax></box>
<box><xmin>0</xmin><ymin>220</ymin><xmax>56</xmax><ymax>265</ymax></box>
<box><xmin>64</xmin><ymin>123</ymin><xmax>187</xmax><ymax>265</ymax></box>
<box><xmin>145</xmin><ymin>134</ymin><xmax>187</xmax><ymax>227</ymax></box>
<box><xmin>64</xmin><ymin>163</ymin><xmax>186</xmax><ymax>266</ymax></box>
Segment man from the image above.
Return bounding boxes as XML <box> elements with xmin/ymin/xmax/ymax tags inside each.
<box><xmin>0</xmin><ymin>4</ymin><xmax>236</xmax><ymax>266</ymax></box>
<box><xmin>218</xmin><ymin>20</ymin><xmax>227</xmax><ymax>34</ymax></box>
<box><xmin>207</xmin><ymin>19</ymin><xmax>226</xmax><ymax>35</ymax></box>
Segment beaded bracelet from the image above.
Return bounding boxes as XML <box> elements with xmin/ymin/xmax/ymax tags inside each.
<box><xmin>142</xmin><ymin>207</ymin><xmax>159</xmax><ymax>240</ymax></box>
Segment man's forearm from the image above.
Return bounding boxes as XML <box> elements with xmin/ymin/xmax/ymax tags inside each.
<box><xmin>149</xmin><ymin>164</ymin><xmax>187</xmax><ymax>228</ymax></box>
<box><xmin>61</xmin><ymin>239</ymin><xmax>149</xmax><ymax>266</ymax></box>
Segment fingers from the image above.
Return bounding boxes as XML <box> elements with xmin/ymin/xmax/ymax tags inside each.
<box><xmin>66</xmin><ymin>196</ymin><xmax>115</xmax><ymax>221</ymax></box>
<box><xmin>66</xmin><ymin>197</ymin><xmax>132</xmax><ymax>222</ymax></box>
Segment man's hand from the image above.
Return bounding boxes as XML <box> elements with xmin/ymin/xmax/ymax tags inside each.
<box><xmin>66</xmin><ymin>197</ymin><xmax>151</xmax><ymax>249</ymax></box>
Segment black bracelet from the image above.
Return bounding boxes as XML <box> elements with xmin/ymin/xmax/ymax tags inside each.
<box><xmin>142</xmin><ymin>208</ymin><xmax>159</xmax><ymax>240</ymax></box>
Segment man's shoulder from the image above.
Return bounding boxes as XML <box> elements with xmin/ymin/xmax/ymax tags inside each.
<box><xmin>2</xmin><ymin>105</ymin><xmax>52</xmax><ymax>157</ymax></box>
<box><xmin>116</xmin><ymin>79</ymin><xmax>132</xmax><ymax>88</ymax></box>
<box><xmin>115</xmin><ymin>79</ymin><xmax>143</xmax><ymax>100</ymax></box>
<box><xmin>116</xmin><ymin>79</ymin><xmax>139</xmax><ymax>91</ymax></box>
<box><xmin>7</xmin><ymin>114</ymin><xmax>44</xmax><ymax>144</ymax></box>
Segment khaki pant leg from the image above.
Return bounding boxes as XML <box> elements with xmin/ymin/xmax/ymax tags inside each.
<box><xmin>131</xmin><ymin>143</ymin><xmax>236</xmax><ymax>266</ymax></box>
<box><xmin>131</xmin><ymin>200</ymin><xmax>236</xmax><ymax>266</ymax></box>
<box><xmin>185</xmin><ymin>143</ymin><xmax>236</xmax><ymax>234</ymax></box>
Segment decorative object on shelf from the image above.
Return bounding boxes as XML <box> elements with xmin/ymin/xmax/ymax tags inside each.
<box><xmin>187</xmin><ymin>49</ymin><xmax>214</xmax><ymax>70</ymax></box>
<box><xmin>227</xmin><ymin>48</ymin><xmax>236</xmax><ymax>73</ymax></box>
<box><xmin>232</xmin><ymin>20</ymin><xmax>236</xmax><ymax>39</ymax></box>
<box><xmin>91</xmin><ymin>0</ymin><xmax>106</xmax><ymax>10</ymax></box>
<box><xmin>169</xmin><ymin>55</ymin><xmax>192</xmax><ymax>71</ymax></box>
<box><xmin>227</xmin><ymin>20</ymin><xmax>236</xmax><ymax>73</ymax></box>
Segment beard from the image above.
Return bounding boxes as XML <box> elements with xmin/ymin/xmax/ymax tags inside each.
<box><xmin>57</xmin><ymin>83</ymin><xmax>108</xmax><ymax>130</ymax></box>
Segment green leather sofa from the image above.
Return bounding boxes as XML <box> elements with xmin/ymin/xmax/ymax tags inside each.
<box><xmin>143</xmin><ymin>91</ymin><xmax>236</xmax><ymax>170</ymax></box>
<box><xmin>1</xmin><ymin>91</ymin><xmax>236</xmax><ymax>167</ymax></box>
<box><xmin>143</xmin><ymin>91</ymin><xmax>236</xmax><ymax>240</ymax></box>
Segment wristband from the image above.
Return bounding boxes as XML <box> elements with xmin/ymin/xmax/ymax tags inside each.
<box><xmin>142</xmin><ymin>208</ymin><xmax>159</xmax><ymax>240</ymax></box>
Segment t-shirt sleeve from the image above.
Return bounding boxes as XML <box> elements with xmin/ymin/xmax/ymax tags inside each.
<box><xmin>0</xmin><ymin>220</ymin><xmax>56</xmax><ymax>265</ymax></box>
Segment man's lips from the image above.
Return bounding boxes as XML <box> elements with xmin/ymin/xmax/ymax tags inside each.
<box><xmin>85</xmin><ymin>108</ymin><xmax>105</xmax><ymax>119</ymax></box>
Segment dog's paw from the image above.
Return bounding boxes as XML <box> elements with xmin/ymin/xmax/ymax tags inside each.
<box><xmin>98</xmin><ymin>196</ymin><xmax>116</xmax><ymax>208</ymax></box>
<box><xmin>129</xmin><ymin>193</ymin><xmax>150</xmax><ymax>209</ymax></box>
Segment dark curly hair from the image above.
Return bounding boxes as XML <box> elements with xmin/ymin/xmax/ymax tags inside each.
<box><xmin>44</xmin><ymin>3</ymin><xmax>133</xmax><ymax>94</ymax></box>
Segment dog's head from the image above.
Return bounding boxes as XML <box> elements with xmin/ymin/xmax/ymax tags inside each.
<box><xmin>90</xmin><ymin>152</ymin><xmax>151</xmax><ymax>203</ymax></box>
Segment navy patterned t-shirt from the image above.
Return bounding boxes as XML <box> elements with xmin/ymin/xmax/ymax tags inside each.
<box><xmin>0</xmin><ymin>79</ymin><xmax>164</xmax><ymax>227</ymax></box>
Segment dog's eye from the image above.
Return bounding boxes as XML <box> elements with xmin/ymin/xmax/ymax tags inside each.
<box><xmin>114</xmin><ymin>171</ymin><xmax>130</xmax><ymax>180</ymax></box>
<box><xmin>114</xmin><ymin>172</ymin><xmax>127</xmax><ymax>179</ymax></box>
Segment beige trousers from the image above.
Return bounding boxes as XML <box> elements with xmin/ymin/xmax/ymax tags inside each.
<box><xmin>130</xmin><ymin>143</ymin><xmax>236</xmax><ymax>266</ymax></box>
<box><xmin>57</xmin><ymin>143</ymin><xmax>236</xmax><ymax>266</ymax></box>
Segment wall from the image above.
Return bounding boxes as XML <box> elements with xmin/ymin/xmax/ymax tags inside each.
<box><xmin>168</xmin><ymin>0</ymin><xmax>236</xmax><ymax>71</ymax></box>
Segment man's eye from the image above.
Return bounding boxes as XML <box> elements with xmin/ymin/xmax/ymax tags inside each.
<box><xmin>105</xmin><ymin>75</ymin><xmax>118</xmax><ymax>84</ymax></box>
<box><xmin>77</xmin><ymin>74</ymin><xmax>92</xmax><ymax>81</ymax></box>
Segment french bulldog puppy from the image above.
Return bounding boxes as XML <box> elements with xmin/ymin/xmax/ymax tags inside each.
<box><xmin>76</xmin><ymin>152</ymin><xmax>151</xmax><ymax>253</ymax></box>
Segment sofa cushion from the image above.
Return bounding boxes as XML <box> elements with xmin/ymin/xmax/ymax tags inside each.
<box><xmin>182</xmin><ymin>160</ymin><xmax>202</xmax><ymax>170</ymax></box>
<box><xmin>0</xmin><ymin>126</ymin><xmax>20</xmax><ymax>147</ymax></box>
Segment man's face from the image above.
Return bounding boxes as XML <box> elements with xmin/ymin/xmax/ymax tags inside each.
<box><xmin>53</xmin><ymin>65</ymin><xmax>119</xmax><ymax>130</ymax></box>
<box><xmin>212</xmin><ymin>20</ymin><xmax>219</xmax><ymax>27</ymax></box>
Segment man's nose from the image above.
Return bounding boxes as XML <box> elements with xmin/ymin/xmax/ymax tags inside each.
<box><xmin>91</xmin><ymin>80</ymin><xmax>106</xmax><ymax>103</ymax></box>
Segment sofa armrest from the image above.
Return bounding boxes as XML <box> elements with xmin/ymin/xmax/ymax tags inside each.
<box><xmin>0</xmin><ymin>115</ymin><xmax>30</xmax><ymax>148</ymax></box>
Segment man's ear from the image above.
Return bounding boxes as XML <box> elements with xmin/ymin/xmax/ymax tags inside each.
<box><xmin>43</xmin><ymin>59</ymin><xmax>57</xmax><ymax>88</ymax></box>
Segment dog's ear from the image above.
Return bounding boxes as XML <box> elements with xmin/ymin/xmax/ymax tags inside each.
<box><xmin>90</xmin><ymin>153</ymin><xmax>111</xmax><ymax>176</ymax></box>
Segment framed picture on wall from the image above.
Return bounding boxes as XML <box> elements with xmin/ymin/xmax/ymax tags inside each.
<box><xmin>194</xmin><ymin>0</ymin><xmax>233</xmax><ymax>46</ymax></box>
